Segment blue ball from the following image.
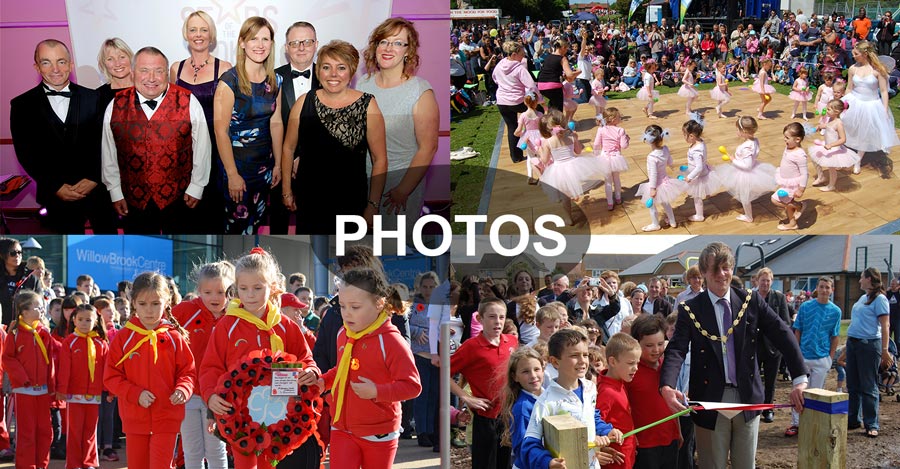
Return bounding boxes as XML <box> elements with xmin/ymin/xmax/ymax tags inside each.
<box><xmin>519</xmin><ymin>142</ymin><xmax>528</xmax><ymax>150</ymax></box>
<box><xmin>777</xmin><ymin>189</ymin><xmax>789</xmax><ymax>198</ymax></box>
<box><xmin>677</xmin><ymin>175</ymin><xmax>685</xmax><ymax>181</ymax></box>
<box><xmin>679</xmin><ymin>165</ymin><xmax>688</xmax><ymax>172</ymax></box>
<box><xmin>568</xmin><ymin>121</ymin><xmax>576</xmax><ymax>130</ymax></box>
<box><xmin>645</xmin><ymin>198</ymin><xmax>654</xmax><ymax>208</ymax></box>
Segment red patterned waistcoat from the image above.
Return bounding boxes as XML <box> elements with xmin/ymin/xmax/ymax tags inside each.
<box><xmin>110</xmin><ymin>85</ymin><xmax>193</xmax><ymax>210</ymax></box>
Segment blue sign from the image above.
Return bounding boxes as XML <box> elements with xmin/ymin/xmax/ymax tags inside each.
<box><xmin>67</xmin><ymin>236</ymin><xmax>173</xmax><ymax>291</ymax></box>
<box><xmin>381</xmin><ymin>255</ymin><xmax>434</xmax><ymax>290</ymax></box>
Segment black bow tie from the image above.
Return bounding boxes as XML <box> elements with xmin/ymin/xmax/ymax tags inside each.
<box><xmin>292</xmin><ymin>69</ymin><xmax>311</xmax><ymax>79</ymax></box>
<box><xmin>44</xmin><ymin>86</ymin><xmax>71</xmax><ymax>98</ymax></box>
<box><xmin>144</xmin><ymin>99</ymin><xmax>158</xmax><ymax>110</ymax></box>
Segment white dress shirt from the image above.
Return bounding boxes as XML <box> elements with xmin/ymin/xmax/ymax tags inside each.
<box><xmin>706</xmin><ymin>289</ymin><xmax>734</xmax><ymax>385</ymax></box>
<box><xmin>100</xmin><ymin>86</ymin><xmax>211</xmax><ymax>203</ymax></box>
<box><xmin>44</xmin><ymin>82</ymin><xmax>71</xmax><ymax>123</ymax></box>
<box><xmin>292</xmin><ymin>65</ymin><xmax>314</xmax><ymax>99</ymax></box>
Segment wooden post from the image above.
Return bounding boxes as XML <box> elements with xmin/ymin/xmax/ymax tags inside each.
<box><xmin>542</xmin><ymin>414</ymin><xmax>588</xmax><ymax>469</ymax></box>
<box><xmin>797</xmin><ymin>388</ymin><xmax>848</xmax><ymax>469</ymax></box>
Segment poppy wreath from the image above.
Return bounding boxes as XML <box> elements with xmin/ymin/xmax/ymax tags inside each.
<box><xmin>213</xmin><ymin>349</ymin><xmax>322</xmax><ymax>465</ymax></box>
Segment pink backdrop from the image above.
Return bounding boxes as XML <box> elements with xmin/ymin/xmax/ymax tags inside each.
<box><xmin>0</xmin><ymin>0</ymin><xmax>449</xmax><ymax>211</ymax></box>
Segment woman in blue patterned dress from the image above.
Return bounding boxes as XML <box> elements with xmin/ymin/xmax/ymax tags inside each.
<box><xmin>213</xmin><ymin>16</ymin><xmax>283</xmax><ymax>234</ymax></box>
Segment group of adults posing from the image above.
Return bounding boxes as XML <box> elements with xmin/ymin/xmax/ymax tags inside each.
<box><xmin>10</xmin><ymin>12</ymin><xmax>438</xmax><ymax>235</ymax></box>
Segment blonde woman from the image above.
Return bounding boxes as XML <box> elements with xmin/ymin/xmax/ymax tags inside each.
<box><xmin>96</xmin><ymin>37</ymin><xmax>134</xmax><ymax>108</ymax></box>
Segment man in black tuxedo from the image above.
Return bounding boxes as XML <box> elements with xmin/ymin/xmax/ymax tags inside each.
<box><xmin>661</xmin><ymin>242</ymin><xmax>808</xmax><ymax>469</ymax></box>
<box><xmin>271</xmin><ymin>21</ymin><xmax>320</xmax><ymax>234</ymax></box>
<box><xmin>10</xmin><ymin>39</ymin><xmax>115</xmax><ymax>233</ymax></box>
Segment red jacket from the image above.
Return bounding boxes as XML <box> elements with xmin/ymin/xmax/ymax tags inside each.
<box><xmin>2</xmin><ymin>323</ymin><xmax>57</xmax><ymax>391</ymax></box>
<box><xmin>198</xmin><ymin>306</ymin><xmax>319</xmax><ymax>404</ymax></box>
<box><xmin>173</xmin><ymin>297</ymin><xmax>221</xmax><ymax>382</ymax></box>
<box><xmin>104</xmin><ymin>317</ymin><xmax>195</xmax><ymax>434</ymax></box>
<box><xmin>58</xmin><ymin>332</ymin><xmax>109</xmax><ymax>396</ymax></box>
<box><xmin>597</xmin><ymin>371</ymin><xmax>637</xmax><ymax>469</ymax></box>
<box><xmin>322</xmin><ymin>318</ymin><xmax>421</xmax><ymax>436</ymax></box>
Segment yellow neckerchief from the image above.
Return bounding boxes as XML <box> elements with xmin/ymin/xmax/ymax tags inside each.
<box><xmin>75</xmin><ymin>330</ymin><xmax>100</xmax><ymax>382</ymax></box>
<box><xmin>331</xmin><ymin>310</ymin><xmax>390</xmax><ymax>423</ymax></box>
<box><xmin>115</xmin><ymin>321</ymin><xmax>167</xmax><ymax>366</ymax></box>
<box><xmin>224</xmin><ymin>299</ymin><xmax>284</xmax><ymax>353</ymax></box>
<box><xmin>18</xmin><ymin>319</ymin><xmax>49</xmax><ymax>364</ymax></box>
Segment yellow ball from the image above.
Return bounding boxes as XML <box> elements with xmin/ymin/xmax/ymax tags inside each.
<box><xmin>718</xmin><ymin>145</ymin><xmax>728</xmax><ymax>154</ymax></box>
<box><xmin>584</xmin><ymin>145</ymin><xmax>593</xmax><ymax>153</ymax></box>
<box><xmin>764</xmin><ymin>94</ymin><xmax>772</xmax><ymax>102</ymax></box>
<box><xmin>722</xmin><ymin>155</ymin><xmax>731</xmax><ymax>161</ymax></box>
<box><xmin>490</xmin><ymin>28</ymin><xmax>498</xmax><ymax>37</ymax></box>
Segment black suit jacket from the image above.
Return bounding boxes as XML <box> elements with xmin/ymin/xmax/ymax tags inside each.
<box><xmin>757</xmin><ymin>290</ymin><xmax>792</xmax><ymax>358</ymax></box>
<box><xmin>661</xmin><ymin>286</ymin><xmax>807</xmax><ymax>430</ymax></box>
<box><xmin>275</xmin><ymin>62</ymin><xmax>320</xmax><ymax>129</ymax></box>
<box><xmin>9</xmin><ymin>83</ymin><xmax>104</xmax><ymax>206</ymax></box>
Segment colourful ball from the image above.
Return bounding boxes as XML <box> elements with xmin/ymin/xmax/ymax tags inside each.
<box><xmin>764</xmin><ymin>94</ymin><xmax>772</xmax><ymax>102</ymax></box>
<box><xmin>777</xmin><ymin>189</ymin><xmax>789</xmax><ymax>198</ymax></box>
<box><xmin>677</xmin><ymin>175</ymin><xmax>685</xmax><ymax>181</ymax></box>
<box><xmin>568</xmin><ymin>121</ymin><xmax>576</xmax><ymax>130</ymax></box>
<box><xmin>645</xmin><ymin>198</ymin><xmax>654</xmax><ymax>208</ymax></box>
<box><xmin>718</xmin><ymin>145</ymin><xmax>728</xmax><ymax>154</ymax></box>
<box><xmin>722</xmin><ymin>155</ymin><xmax>731</xmax><ymax>161</ymax></box>
<box><xmin>653</xmin><ymin>98</ymin><xmax>659</xmax><ymax>102</ymax></box>
<box><xmin>519</xmin><ymin>142</ymin><xmax>528</xmax><ymax>150</ymax></box>
<box><xmin>490</xmin><ymin>28</ymin><xmax>498</xmax><ymax>37</ymax></box>
<box><xmin>679</xmin><ymin>165</ymin><xmax>688</xmax><ymax>172</ymax></box>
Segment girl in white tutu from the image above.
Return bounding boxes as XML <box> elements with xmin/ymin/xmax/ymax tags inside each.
<box><xmin>636</xmin><ymin>59</ymin><xmax>660</xmax><ymax>119</ymax></box>
<box><xmin>562</xmin><ymin>75</ymin><xmax>579</xmax><ymax>123</ymax></box>
<box><xmin>752</xmin><ymin>57</ymin><xmax>776</xmax><ymax>119</ymax></box>
<box><xmin>537</xmin><ymin>109</ymin><xmax>605</xmax><ymax>226</ymax></box>
<box><xmin>842</xmin><ymin>41</ymin><xmax>900</xmax><ymax>171</ymax></box>
<box><xmin>588</xmin><ymin>67</ymin><xmax>608</xmax><ymax>118</ymax></box>
<box><xmin>636</xmin><ymin>125</ymin><xmax>688</xmax><ymax>231</ymax></box>
<box><xmin>771</xmin><ymin>122</ymin><xmax>809</xmax><ymax>231</ymax></box>
<box><xmin>710</xmin><ymin>61</ymin><xmax>732</xmax><ymax>118</ymax></box>
<box><xmin>681</xmin><ymin>116</ymin><xmax>721</xmax><ymax>222</ymax></box>
<box><xmin>813</xmin><ymin>71</ymin><xmax>836</xmax><ymax>114</ymax></box>
<box><xmin>716</xmin><ymin>116</ymin><xmax>777</xmax><ymax>222</ymax></box>
<box><xmin>810</xmin><ymin>99</ymin><xmax>861</xmax><ymax>191</ymax></box>
<box><xmin>788</xmin><ymin>68</ymin><xmax>813</xmax><ymax>120</ymax></box>
<box><xmin>677</xmin><ymin>59</ymin><xmax>700</xmax><ymax>116</ymax></box>
<box><xmin>514</xmin><ymin>92</ymin><xmax>545</xmax><ymax>185</ymax></box>
<box><xmin>591</xmin><ymin>107</ymin><xmax>630</xmax><ymax>210</ymax></box>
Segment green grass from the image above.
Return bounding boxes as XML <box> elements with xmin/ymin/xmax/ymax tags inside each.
<box><xmin>450</xmin><ymin>105</ymin><xmax>501</xmax><ymax>232</ymax></box>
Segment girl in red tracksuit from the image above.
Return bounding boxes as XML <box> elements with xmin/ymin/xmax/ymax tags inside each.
<box><xmin>199</xmin><ymin>248</ymin><xmax>320</xmax><ymax>469</ymax></box>
<box><xmin>58</xmin><ymin>304</ymin><xmax>108</xmax><ymax>469</ymax></box>
<box><xmin>319</xmin><ymin>267</ymin><xmax>422</xmax><ymax>469</ymax></box>
<box><xmin>104</xmin><ymin>272</ymin><xmax>195</xmax><ymax>469</ymax></box>
<box><xmin>2</xmin><ymin>290</ymin><xmax>56</xmax><ymax>469</ymax></box>
<box><xmin>173</xmin><ymin>260</ymin><xmax>234</xmax><ymax>469</ymax></box>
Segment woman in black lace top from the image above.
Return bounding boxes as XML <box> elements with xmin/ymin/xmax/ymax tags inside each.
<box><xmin>281</xmin><ymin>40</ymin><xmax>388</xmax><ymax>234</ymax></box>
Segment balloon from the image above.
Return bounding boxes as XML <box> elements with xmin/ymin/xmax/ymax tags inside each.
<box><xmin>490</xmin><ymin>28</ymin><xmax>498</xmax><ymax>37</ymax></box>
<box><xmin>777</xmin><ymin>189</ymin><xmax>789</xmax><ymax>198</ymax></box>
<box><xmin>568</xmin><ymin>121</ymin><xmax>576</xmax><ymax>130</ymax></box>
<box><xmin>679</xmin><ymin>165</ymin><xmax>688</xmax><ymax>171</ymax></box>
<box><xmin>677</xmin><ymin>175</ymin><xmax>685</xmax><ymax>180</ymax></box>
<box><xmin>645</xmin><ymin>198</ymin><xmax>654</xmax><ymax>208</ymax></box>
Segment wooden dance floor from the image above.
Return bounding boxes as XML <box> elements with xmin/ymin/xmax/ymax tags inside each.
<box><xmin>486</xmin><ymin>86</ymin><xmax>900</xmax><ymax>235</ymax></box>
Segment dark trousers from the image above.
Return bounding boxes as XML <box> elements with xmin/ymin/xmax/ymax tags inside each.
<box><xmin>278</xmin><ymin>435</ymin><xmax>321</xmax><ymax>467</ymax></box>
<box><xmin>677</xmin><ymin>414</ymin><xmax>695</xmax><ymax>469</ymax></box>
<box><xmin>760</xmin><ymin>352</ymin><xmax>782</xmax><ymax>404</ymax></box>
<box><xmin>45</xmin><ymin>188</ymin><xmax>116</xmax><ymax>234</ymax></box>
<box><xmin>878</xmin><ymin>40</ymin><xmax>894</xmax><ymax>56</ymax></box>
<box><xmin>541</xmin><ymin>87</ymin><xmax>564</xmax><ymax>112</ymax></box>
<box><xmin>576</xmin><ymin>78</ymin><xmax>591</xmax><ymax>104</ymax></box>
<box><xmin>472</xmin><ymin>413</ymin><xmax>510</xmax><ymax>469</ymax></box>
<box><xmin>891</xmin><ymin>310</ymin><xmax>900</xmax><ymax>345</ymax></box>
<box><xmin>267</xmin><ymin>175</ymin><xmax>291</xmax><ymax>234</ymax></box>
<box><xmin>122</xmin><ymin>199</ymin><xmax>189</xmax><ymax>234</ymax></box>
<box><xmin>497</xmin><ymin>103</ymin><xmax>527</xmax><ymax>163</ymax></box>
<box><xmin>635</xmin><ymin>440</ymin><xmax>679</xmax><ymax>469</ymax></box>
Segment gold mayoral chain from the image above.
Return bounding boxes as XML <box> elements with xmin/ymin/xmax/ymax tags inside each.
<box><xmin>681</xmin><ymin>291</ymin><xmax>752</xmax><ymax>343</ymax></box>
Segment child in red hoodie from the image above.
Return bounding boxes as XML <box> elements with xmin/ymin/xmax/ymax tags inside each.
<box><xmin>58</xmin><ymin>304</ymin><xmax>109</xmax><ymax>469</ymax></box>
<box><xmin>104</xmin><ymin>272</ymin><xmax>195</xmax><ymax>469</ymax></box>
<box><xmin>200</xmin><ymin>248</ymin><xmax>320</xmax><ymax>469</ymax></box>
<box><xmin>2</xmin><ymin>290</ymin><xmax>57</xmax><ymax>469</ymax></box>
<box><xmin>319</xmin><ymin>267</ymin><xmax>422</xmax><ymax>469</ymax></box>
<box><xmin>597</xmin><ymin>333</ymin><xmax>642</xmax><ymax>468</ymax></box>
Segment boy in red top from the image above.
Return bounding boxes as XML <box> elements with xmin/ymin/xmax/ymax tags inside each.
<box><xmin>626</xmin><ymin>314</ymin><xmax>681</xmax><ymax>468</ymax></box>
<box><xmin>597</xmin><ymin>332</ymin><xmax>642</xmax><ymax>468</ymax></box>
<box><xmin>450</xmin><ymin>297</ymin><xmax>518</xmax><ymax>469</ymax></box>
<box><xmin>318</xmin><ymin>268</ymin><xmax>421</xmax><ymax>469</ymax></box>
<box><xmin>58</xmin><ymin>304</ymin><xmax>109</xmax><ymax>469</ymax></box>
<box><xmin>3</xmin><ymin>290</ymin><xmax>58</xmax><ymax>469</ymax></box>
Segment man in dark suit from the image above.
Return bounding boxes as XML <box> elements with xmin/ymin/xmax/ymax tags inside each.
<box><xmin>754</xmin><ymin>267</ymin><xmax>792</xmax><ymax>423</ymax></box>
<box><xmin>10</xmin><ymin>39</ymin><xmax>115</xmax><ymax>233</ymax></box>
<box><xmin>271</xmin><ymin>21</ymin><xmax>320</xmax><ymax>234</ymax></box>
<box><xmin>538</xmin><ymin>273</ymin><xmax>573</xmax><ymax>305</ymax></box>
<box><xmin>536</xmin><ymin>274</ymin><xmax>553</xmax><ymax>298</ymax></box>
<box><xmin>661</xmin><ymin>242</ymin><xmax>808</xmax><ymax>469</ymax></box>
<box><xmin>643</xmin><ymin>277</ymin><xmax>673</xmax><ymax>317</ymax></box>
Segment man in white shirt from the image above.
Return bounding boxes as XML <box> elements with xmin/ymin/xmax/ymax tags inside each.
<box><xmin>101</xmin><ymin>46</ymin><xmax>210</xmax><ymax>233</ymax></box>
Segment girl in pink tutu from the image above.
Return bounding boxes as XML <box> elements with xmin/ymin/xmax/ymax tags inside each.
<box><xmin>789</xmin><ymin>68</ymin><xmax>813</xmax><ymax>120</ymax></box>
<box><xmin>635</xmin><ymin>125</ymin><xmax>688</xmax><ymax>231</ymax></box>
<box><xmin>677</xmin><ymin>59</ymin><xmax>700</xmax><ymax>116</ymax></box>
<box><xmin>813</xmin><ymin>71</ymin><xmax>836</xmax><ymax>114</ymax></box>
<box><xmin>716</xmin><ymin>116</ymin><xmax>777</xmax><ymax>222</ymax></box>
<box><xmin>710</xmin><ymin>61</ymin><xmax>732</xmax><ymax>118</ymax></box>
<box><xmin>636</xmin><ymin>60</ymin><xmax>660</xmax><ymax>119</ymax></box>
<box><xmin>771</xmin><ymin>122</ymin><xmax>809</xmax><ymax>230</ymax></box>
<box><xmin>591</xmin><ymin>107</ymin><xmax>629</xmax><ymax>210</ymax></box>
<box><xmin>810</xmin><ymin>99</ymin><xmax>861</xmax><ymax>191</ymax></box>
<box><xmin>588</xmin><ymin>67</ymin><xmax>608</xmax><ymax>119</ymax></box>
<box><xmin>537</xmin><ymin>109</ymin><xmax>605</xmax><ymax>226</ymax></box>
<box><xmin>681</xmin><ymin>117</ymin><xmax>721</xmax><ymax>222</ymax></box>
<box><xmin>514</xmin><ymin>92</ymin><xmax>546</xmax><ymax>185</ymax></box>
<box><xmin>752</xmin><ymin>57</ymin><xmax>776</xmax><ymax>119</ymax></box>
<box><xmin>562</xmin><ymin>75</ymin><xmax>579</xmax><ymax>123</ymax></box>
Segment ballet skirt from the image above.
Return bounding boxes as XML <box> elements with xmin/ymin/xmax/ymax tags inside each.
<box><xmin>684</xmin><ymin>144</ymin><xmax>722</xmax><ymax>199</ymax></box>
<box><xmin>710</xmin><ymin>73</ymin><xmax>731</xmax><ymax>102</ymax></box>
<box><xmin>809</xmin><ymin>127</ymin><xmax>861</xmax><ymax>169</ymax></box>
<box><xmin>788</xmin><ymin>78</ymin><xmax>813</xmax><ymax>102</ymax></box>
<box><xmin>842</xmin><ymin>74</ymin><xmax>900</xmax><ymax>152</ymax></box>
<box><xmin>539</xmin><ymin>143</ymin><xmax>605</xmax><ymax>201</ymax></box>
<box><xmin>589</xmin><ymin>79</ymin><xmax>607</xmax><ymax>110</ymax></box>
<box><xmin>563</xmin><ymin>82</ymin><xmax>578</xmax><ymax>113</ymax></box>
<box><xmin>716</xmin><ymin>139</ymin><xmax>777</xmax><ymax>202</ymax></box>
<box><xmin>592</xmin><ymin>125</ymin><xmax>630</xmax><ymax>176</ymax></box>
<box><xmin>677</xmin><ymin>72</ymin><xmax>699</xmax><ymax>98</ymax></box>
<box><xmin>636</xmin><ymin>147</ymin><xmax>688</xmax><ymax>205</ymax></box>
<box><xmin>751</xmin><ymin>73</ymin><xmax>775</xmax><ymax>94</ymax></box>
<box><xmin>636</xmin><ymin>72</ymin><xmax>659</xmax><ymax>101</ymax></box>
<box><xmin>772</xmin><ymin>147</ymin><xmax>809</xmax><ymax>204</ymax></box>
<box><xmin>517</xmin><ymin>112</ymin><xmax>544</xmax><ymax>156</ymax></box>
<box><xmin>815</xmin><ymin>85</ymin><xmax>834</xmax><ymax>111</ymax></box>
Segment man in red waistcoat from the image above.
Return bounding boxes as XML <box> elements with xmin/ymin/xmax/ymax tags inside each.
<box><xmin>101</xmin><ymin>46</ymin><xmax>211</xmax><ymax>233</ymax></box>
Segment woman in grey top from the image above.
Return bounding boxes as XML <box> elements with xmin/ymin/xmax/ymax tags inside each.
<box><xmin>358</xmin><ymin>17</ymin><xmax>439</xmax><ymax>228</ymax></box>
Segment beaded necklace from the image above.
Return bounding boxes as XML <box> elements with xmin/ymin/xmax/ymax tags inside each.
<box><xmin>190</xmin><ymin>56</ymin><xmax>210</xmax><ymax>83</ymax></box>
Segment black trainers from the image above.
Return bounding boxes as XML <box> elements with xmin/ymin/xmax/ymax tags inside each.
<box><xmin>417</xmin><ymin>432</ymin><xmax>433</xmax><ymax>447</ymax></box>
